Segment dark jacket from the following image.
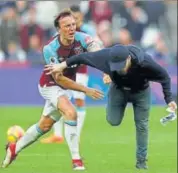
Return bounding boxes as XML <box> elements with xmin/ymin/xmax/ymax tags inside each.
<box><xmin>67</xmin><ymin>44</ymin><xmax>173</xmax><ymax>104</ymax></box>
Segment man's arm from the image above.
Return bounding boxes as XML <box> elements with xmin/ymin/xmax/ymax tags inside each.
<box><xmin>143</xmin><ymin>55</ymin><xmax>173</xmax><ymax>104</ymax></box>
<box><xmin>44</xmin><ymin>48</ymin><xmax>112</xmax><ymax>75</ymax></box>
<box><xmin>86</xmin><ymin>38</ymin><xmax>112</xmax><ymax>84</ymax></box>
<box><xmin>67</xmin><ymin>48</ymin><xmax>111</xmax><ymax>74</ymax></box>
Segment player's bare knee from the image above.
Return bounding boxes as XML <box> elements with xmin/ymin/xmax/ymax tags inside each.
<box><xmin>39</xmin><ymin>116</ymin><xmax>55</xmax><ymax>133</ymax></box>
<box><xmin>58</xmin><ymin>96</ymin><xmax>77</xmax><ymax>120</ymax></box>
<box><xmin>75</xmin><ymin>99</ymin><xmax>85</xmax><ymax>107</ymax></box>
<box><xmin>64</xmin><ymin>108</ymin><xmax>77</xmax><ymax>121</ymax></box>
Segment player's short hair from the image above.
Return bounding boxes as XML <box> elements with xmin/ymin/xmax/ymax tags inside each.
<box><xmin>70</xmin><ymin>5</ymin><xmax>81</xmax><ymax>13</ymax></box>
<box><xmin>54</xmin><ymin>8</ymin><xmax>74</xmax><ymax>28</ymax></box>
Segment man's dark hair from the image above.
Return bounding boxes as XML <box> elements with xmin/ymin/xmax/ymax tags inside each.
<box><xmin>70</xmin><ymin>5</ymin><xmax>81</xmax><ymax>13</ymax></box>
<box><xmin>54</xmin><ymin>9</ymin><xmax>73</xmax><ymax>28</ymax></box>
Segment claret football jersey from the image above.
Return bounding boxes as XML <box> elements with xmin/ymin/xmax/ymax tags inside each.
<box><xmin>39</xmin><ymin>31</ymin><xmax>93</xmax><ymax>87</ymax></box>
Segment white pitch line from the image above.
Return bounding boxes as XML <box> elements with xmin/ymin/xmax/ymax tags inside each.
<box><xmin>20</xmin><ymin>153</ymin><xmax>66</xmax><ymax>157</ymax></box>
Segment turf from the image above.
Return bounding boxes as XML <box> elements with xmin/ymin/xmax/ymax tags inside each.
<box><xmin>0</xmin><ymin>106</ymin><xmax>177</xmax><ymax>173</ymax></box>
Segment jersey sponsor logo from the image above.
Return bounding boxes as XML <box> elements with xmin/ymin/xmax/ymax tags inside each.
<box><xmin>74</xmin><ymin>46</ymin><xmax>84</xmax><ymax>55</ymax></box>
<box><xmin>85</xmin><ymin>36</ymin><xmax>93</xmax><ymax>45</ymax></box>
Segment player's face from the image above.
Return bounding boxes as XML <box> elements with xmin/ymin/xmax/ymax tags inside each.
<box><xmin>73</xmin><ymin>12</ymin><xmax>83</xmax><ymax>28</ymax></box>
<box><xmin>59</xmin><ymin>16</ymin><xmax>76</xmax><ymax>41</ymax></box>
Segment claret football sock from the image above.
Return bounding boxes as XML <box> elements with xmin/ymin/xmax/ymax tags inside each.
<box><xmin>64</xmin><ymin>120</ymin><xmax>81</xmax><ymax>160</ymax></box>
<box><xmin>15</xmin><ymin>124</ymin><xmax>44</xmax><ymax>154</ymax></box>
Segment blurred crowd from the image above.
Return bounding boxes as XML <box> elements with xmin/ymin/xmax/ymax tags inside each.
<box><xmin>0</xmin><ymin>1</ymin><xmax>177</xmax><ymax>66</ymax></box>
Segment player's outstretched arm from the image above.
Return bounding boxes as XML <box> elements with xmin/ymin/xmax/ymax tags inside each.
<box><xmin>53</xmin><ymin>73</ymin><xmax>104</xmax><ymax>100</ymax></box>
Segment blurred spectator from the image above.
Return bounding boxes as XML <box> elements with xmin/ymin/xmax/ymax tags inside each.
<box><xmin>89</xmin><ymin>1</ymin><xmax>112</xmax><ymax>24</ymax></box>
<box><xmin>80</xmin><ymin>1</ymin><xmax>89</xmax><ymax>16</ymax></box>
<box><xmin>140</xmin><ymin>1</ymin><xmax>165</xmax><ymax>26</ymax></box>
<box><xmin>16</xmin><ymin>1</ymin><xmax>29</xmax><ymax>16</ymax></box>
<box><xmin>116</xmin><ymin>1</ymin><xmax>148</xmax><ymax>42</ymax></box>
<box><xmin>34</xmin><ymin>1</ymin><xmax>78</xmax><ymax>40</ymax></box>
<box><xmin>97</xmin><ymin>20</ymin><xmax>113</xmax><ymax>47</ymax></box>
<box><xmin>27</xmin><ymin>34</ymin><xmax>44</xmax><ymax>65</ymax></box>
<box><xmin>141</xmin><ymin>27</ymin><xmax>160</xmax><ymax>48</ymax></box>
<box><xmin>70</xmin><ymin>5</ymin><xmax>96</xmax><ymax>36</ymax></box>
<box><xmin>130</xmin><ymin>6</ymin><xmax>148</xmax><ymax>41</ymax></box>
<box><xmin>124</xmin><ymin>0</ymin><xmax>137</xmax><ymax>9</ymax></box>
<box><xmin>35</xmin><ymin>1</ymin><xmax>59</xmax><ymax>40</ymax></box>
<box><xmin>0</xmin><ymin>1</ymin><xmax>176</xmax><ymax>67</ymax></box>
<box><xmin>146</xmin><ymin>34</ymin><xmax>170</xmax><ymax>66</ymax></box>
<box><xmin>0</xmin><ymin>49</ymin><xmax>5</xmax><ymax>62</ymax></box>
<box><xmin>20</xmin><ymin>7</ymin><xmax>44</xmax><ymax>52</ymax></box>
<box><xmin>163</xmin><ymin>0</ymin><xmax>177</xmax><ymax>54</ymax></box>
<box><xmin>0</xmin><ymin>1</ymin><xmax>16</xmax><ymax>13</ymax></box>
<box><xmin>109</xmin><ymin>1</ymin><xmax>122</xmax><ymax>15</ymax></box>
<box><xmin>118</xmin><ymin>28</ymin><xmax>134</xmax><ymax>45</ymax></box>
<box><xmin>7</xmin><ymin>41</ymin><xmax>26</xmax><ymax>62</ymax></box>
<box><xmin>0</xmin><ymin>7</ymin><xmax>19</xmax><ymax>54</ymax></box>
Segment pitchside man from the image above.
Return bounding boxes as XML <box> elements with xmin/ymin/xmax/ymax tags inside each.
<box><xmin>45</xmin><ymin>44</ymin><xmax>177</xmax><ymax>169</ymax></box>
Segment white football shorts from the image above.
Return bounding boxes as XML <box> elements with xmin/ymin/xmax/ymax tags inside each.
<box><xmin>38</xmin><ymin>85</ymin><xmax>72</xmax><ymax>121</ymax></box>
<box><xmin>72</xmin><ymin>73</ymin><xmax>89</xmax><ymax>100</ymax></box>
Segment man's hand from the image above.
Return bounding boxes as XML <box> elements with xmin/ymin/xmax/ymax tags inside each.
<box><xmin>103</xmin><ymin>74</ymin><xmax>112</xmax><ymax>84</ymax></box>
<box><xmin>44</xmin><ymin>62</ymin><xmax>67</xmax><ymax>75</ymax></box>
<box><xmin>168</xmin><ymin>101</ymin><xmax>177</xmax><ymax>112</ymax></box>
<box><xmin>85</xmin><ymin>87</ymin><xmax>104</xmax><ymax>100</ymax></box>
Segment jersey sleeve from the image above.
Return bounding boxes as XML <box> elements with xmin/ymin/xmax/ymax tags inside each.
<box><xmin>43</xmin><ymin>45</ymin><xmax>59</xmax><ymax>64</ymax></box>
<box><xmin>76</xmin><ymin>32</ymin><xmax>94</xmax><ymax>50</ymax></box>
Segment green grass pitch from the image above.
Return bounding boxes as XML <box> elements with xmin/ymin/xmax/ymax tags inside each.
<box><xmin>0</xmin><ymin>106</ymin><xmax>177</xmax><ymax>173</ymax></box>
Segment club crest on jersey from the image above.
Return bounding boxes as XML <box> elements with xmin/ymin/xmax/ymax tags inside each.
<box><xmin>85</xmin><ymin>36</ymin><xmax>93</xmax><ymax>45</ymax></box>
<box><xmin>74</xmin><ymin>46</ymin><xmax>83</xmax><ymax>55</ymax></box>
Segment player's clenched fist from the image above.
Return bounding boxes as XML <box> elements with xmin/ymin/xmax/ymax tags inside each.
<box><xmin>103</xmin><ymin>73</ymin><xmax>112</xmax><ymax>84</ymax></box>
<box><xmin>85</xmin><ymin>88</ymin><xmax>104</xmax><ymax>100</ymax></box>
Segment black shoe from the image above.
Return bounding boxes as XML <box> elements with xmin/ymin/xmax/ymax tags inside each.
<box><xmin>136</xmin><ymin>159</ymin><xmax>148</xmax><ymax>169</ymax></box>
